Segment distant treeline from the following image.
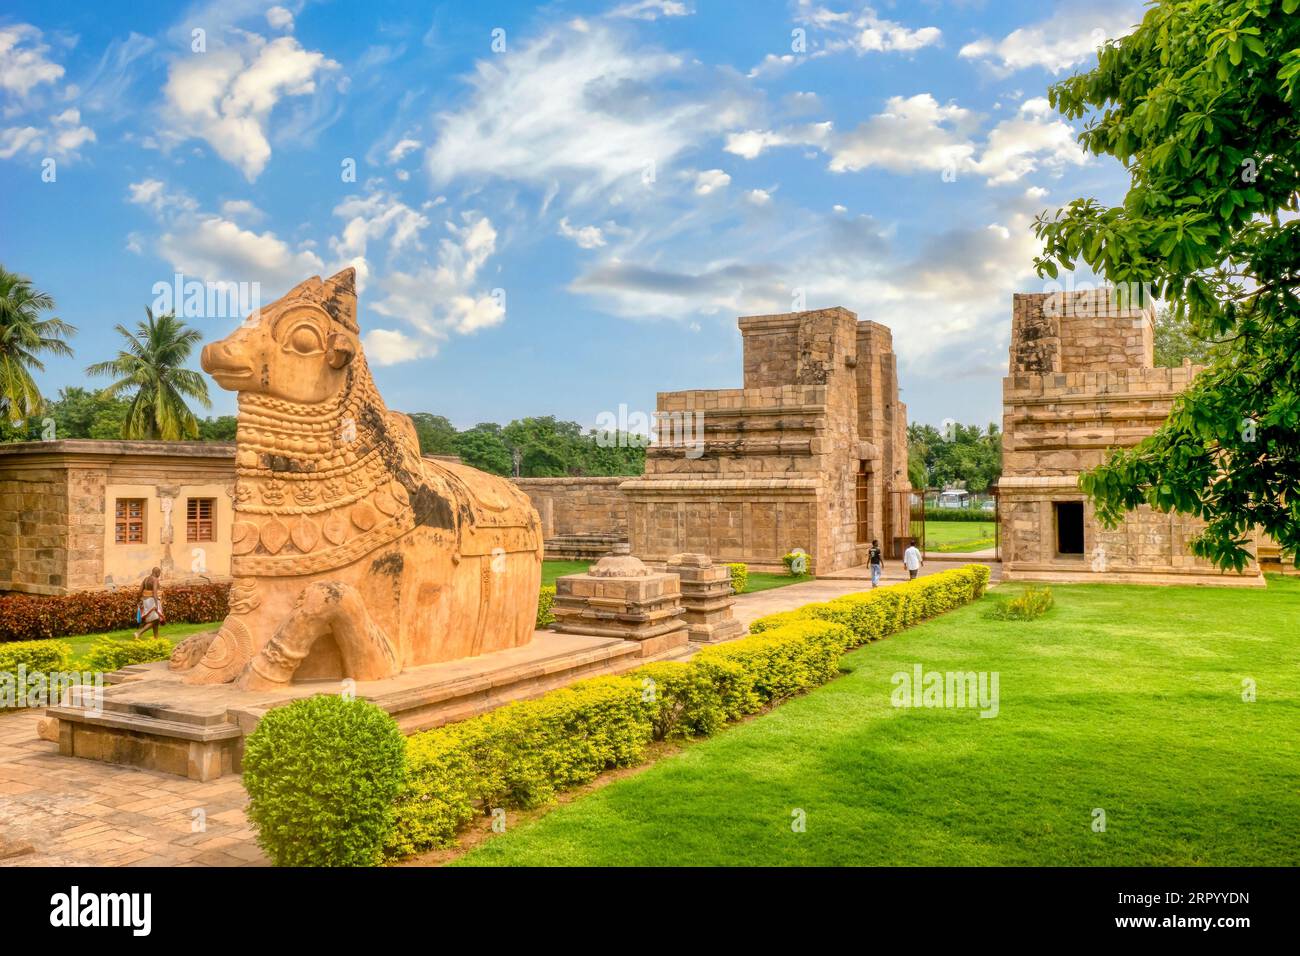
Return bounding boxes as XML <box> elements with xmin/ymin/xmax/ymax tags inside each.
<box><xmin>0</xmin><ymin>390</ymin><xmax>645</xmax><ymax>479</ymax></box>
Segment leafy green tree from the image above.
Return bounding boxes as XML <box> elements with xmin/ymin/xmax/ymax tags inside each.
<box><xmin>198</xmin><ymin>415</ymin><xmax>238</xmax><ymax>441</ymax></box>
<box><xmin>503</xmin><ymin>416</ymin><xmax>584</xmax><ymax>476</ymax></box>
<box><xmin>1035</xmin><ymin>0</ymin><xmax>1300</xmax><ymax>570</ymax></box>
<box><xmin>454</xmin><ymin>422</ymin><xmax>513</xmax><ymax>476</ymax></box>
<box><xmin>48</xmin><ymin>386</ymin><xmax>130</xmax><ymax>439</ymax></box>
<box><xmin>0</xmin><ymin>266</ymin><xmax>76</xmax><ymax>424</ymax></box>
<box><xmin>406</xmin><ymin>412</ymin><xmax>459</xmax><ymax>456</ymax></box>
<box><xmin>1153</xmin><ymin>306</ymin><xmax>1226</xmax><ymax>367</ymax></box>
<box><xmin>86</xmin><ymin>308</ymin><xmax>211</xmax><ymax>440</ymax></box>
<box><xmin>906</xmin><ymin>422</ymin><xmax>1002</xmax><ymax>492</ymax></box>
<box><xmin>581</xmin><ymin>429</ymin><xmax>646</xmax><ymax>476</ymax></box>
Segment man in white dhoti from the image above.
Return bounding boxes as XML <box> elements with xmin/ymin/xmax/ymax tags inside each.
<box><xmin>133</xmin><ymin>567</ymin><xmax>165</xmax><ymax>640</ymax></box>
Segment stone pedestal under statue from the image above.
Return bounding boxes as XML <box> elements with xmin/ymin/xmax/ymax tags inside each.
<box><xmin>665</xmin><ymin>553</ymin><xmax>744</xmax><ymax>643</ymax></box>
<box><xmin>551</xmin><ymin>545</ymin><xmax>689</xmax><ymax>659</ymax></box>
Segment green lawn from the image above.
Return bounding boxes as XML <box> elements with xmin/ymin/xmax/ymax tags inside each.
<box><xmin>541</xmin><ymin>560</ymin><xmax>591</xmax><ymax>587</ymax></box>
<box><xmin>924</xmin><ymin>519</ymin><xmax>996</xmax><ymax>553</ymax></box>
<box><xmin>542</xmin><ymin>560</ymin><xmax>808</xmax><ymax>594</ymax></box>
<box><xmin>62</xmin><ymin>620</ymin><xmax>216</xmax><ymax>666</ymax></box>
<box><xmin>456</xmin><ymin>577</ymin><xmax>1300</xmax><ymax>866</ymax></box>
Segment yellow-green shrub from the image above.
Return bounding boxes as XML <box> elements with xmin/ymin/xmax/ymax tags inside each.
<box><xmin>390</xmin><ymin>675</ymin><xmax>651</xmax><ymax>855</ymax></box>
<box><xmin>634</xmin><ymin>660</ymin><xmax>728</xmax><ymax>740</ymax></box>
<box><xmin>726</xmin><ymin>563</ymin><xmax>748</xmax><ymax>594</ymax></box>
<box><xmin>85</xmin><ymin>637</ymin><xmax>173</xmax><ymax>671</ymax></box>
<box><xmin>695</xmin><ymin>620</ymin><xmax>847</xmax><ymax>712</ymax></box>
<box><xmin>746</xmin><ymin>609</ymin><xmax>806</xmax><ymax>634</ymax></box>
<box><xmin>536</xmin><ymin>585</ymin><xmax>556</xmax><ymax>627</ymax></box>
<box><xmin>747</xmin><ymin>565</ymin><xmax>990</xmax><ymax>647</ymax></box>
<box><xmin>0</xmin><ymin>639</ymin><xmax>74</xmax><ymax>711</ymax></box>
<box><xmin>0</xmin><ymin>639</ymin><xmax>72</xmax><ymax>675</ymax></box>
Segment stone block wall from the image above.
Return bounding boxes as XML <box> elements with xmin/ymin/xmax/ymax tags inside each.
<box><xmin>625</xmin><ymin>307</ymin><xmax>908</xmax><ymax>572</ymax></box>
<box><xmin>0</xmin><ymin>465</ymin><xmax>71</xmax><ymax>595</ymax></box>
<box><xmin>1011</xmin><ymin>290</ymin><xmax>1154</xmax><ymax>375</ymax></box>
<box><xmin>512</xmin><ymin>476</ymin><xmax>629</xmax><ymax>538</ymax></box>
<box><xmin>1000</xmin><ymin>290</ymin><xmax>1261</xmax><ymax>585</ymax></box>
<box><xmin>0</xmin><ymin>441</ymin><xmax>238</xmax><ymax>596</ymax></box>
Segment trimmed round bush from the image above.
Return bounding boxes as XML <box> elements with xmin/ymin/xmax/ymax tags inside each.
<box><xmin>243</xmin><ymin>694</ymin><xmax>406</xmax><ymax>867</ymax></box>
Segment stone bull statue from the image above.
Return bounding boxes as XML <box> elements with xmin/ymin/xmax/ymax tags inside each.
<box><xmin>170</xmin><ymin>267</ymin><xmax>543</xmax><ymax>689</ymax></box>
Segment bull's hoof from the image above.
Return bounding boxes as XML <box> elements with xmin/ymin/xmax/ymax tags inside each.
<box><xmin>168</xmin><ymin>631</ymin><xmax>217</xmax><ymax>672</ymax></box>
<box><xmin>235</xmin><ymin>664</ymin><xmax>286</xmax><ymax>693</ymax></box>
<box><xmin>180</xmin><ymin>620</ymin><xmax>253</xmax><ymax>686</ymax></box>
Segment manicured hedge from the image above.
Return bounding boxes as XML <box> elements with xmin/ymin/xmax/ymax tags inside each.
<box><xmin>0</xmin><ymin>639</ymin><xmax>72</xmax><ymax>676</ymax></box>
<box><xmin>389</xmin><ymin>674</ymin><xmax>655</xmax><ymax>855</ymax></box>
<box><xmin>916</xmin><ymin>507</ymin><xmax>995</xmax><ymax>523</ymax></box>
<box><xmin>84</xmin><ymin>637</ymin><xmax>175</xmax><ymax>671</ymax></box>
<box><xmin>0</xmin><ymin>639</ymin><xmax>74</xmax><ymax>710</ymax></box>
<box><xmin>244</xmin><ymin>563</ymin><xmax>991</xmax><ymax>861</ymax></box>
<box><xmin>748</xmin><ymin>564</ymin><xmax>990</xmax><ymax>645</ymax></box>
<box><xmin>536</xmin><ymin>585</ymin><xmax>556</xmax><ymax>628</ymax></box>
<box><xmin>726</xmin><ymin>563</ymin><xmax>748</xmax><ymax>595</ymax></box>
<box><xmin>0</xmin><ymin>583</ymin><xmax>229</xmax><ymax>643</ymax></box>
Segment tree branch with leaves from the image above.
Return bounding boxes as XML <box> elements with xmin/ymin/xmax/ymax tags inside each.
<box><xmin>1035</xmin><ymin>0</ymin><xmax>1300</xmax><ymax>570</ymax></box>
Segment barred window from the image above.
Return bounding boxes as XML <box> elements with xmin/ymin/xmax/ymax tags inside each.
<box><xmin>114</xmin><ymin>499</ymin><xmax>145</xmax><ymax>544</ymax></box>
<box><xmin>187</xmin><ymin>497</ymin><xmax>215</xmax><ymax>542</ymax></box>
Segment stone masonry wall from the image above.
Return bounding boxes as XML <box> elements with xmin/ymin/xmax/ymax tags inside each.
<box><xmin>512</xmin><ymin>476</ymin><xmax>629</xmax><ymax>538</ymax></box>
<box><xmin>1001</xmin><ymin>289</ymin><xmax>1260</xmax><ymax>585</ymax></box>
<box><xmin>0</xmin><ymin>465</ymin><xmax>72</xmax><ymax>595</ymax></box>
<box><xmin>625</xmin><ymin>307</ymin><xmax>907</xmax><ymax>572</ymax></box>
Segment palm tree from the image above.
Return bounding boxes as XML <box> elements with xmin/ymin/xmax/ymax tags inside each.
<box><xmin>87</xmin><ymin>309</ymin><xmax>211</xmax><ymax>440</ymax></box>
<box><xmin>0</xmin><ymin>267</ymin><xmax>77</xmax><ymax>424</ymax></box>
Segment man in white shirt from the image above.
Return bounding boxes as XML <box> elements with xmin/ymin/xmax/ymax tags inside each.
<box><xmin>902</xmin><ymin>540</ymin><xmax>923</xmax><ymax>580</ymax></box>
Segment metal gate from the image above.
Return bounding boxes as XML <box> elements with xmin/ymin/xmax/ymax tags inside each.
<box><xmin>885</xmin><ymin>489</ymin><xmax>924</xmax><ymax>559</ymax></box>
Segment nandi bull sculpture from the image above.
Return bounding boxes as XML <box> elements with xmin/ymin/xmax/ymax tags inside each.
<box><xmin>170</xmin><ymin>268</ymin><xmax>543</xmax><ymax>689</ymax></box>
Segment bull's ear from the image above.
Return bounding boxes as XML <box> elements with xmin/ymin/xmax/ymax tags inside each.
<box><xmin>326</xmin><ymin>332</ymin><xmax>355</xmax><ymax>370</ymax></box>
<box><xmin>322</xmin><ymin>267</ymin><xmax>359</xmax><ymax>332</ymax></box>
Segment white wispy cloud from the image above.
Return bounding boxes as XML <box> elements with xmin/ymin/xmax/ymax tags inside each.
<box><xmin>558</xmin><ymin>217</ymin><xmax>607</xmax><ymax>249</ymax></box>
<box><xmin>0</xmin><ymin>107</ymin><xmax>95</xmax><ymax>160</ymax></box>
<box><xmin>424</xmin><ymin>20</ymin><xmax>752</xmax><ymax>202</ymax></box>
<box><xmin>959</xmin><ymin>2</ymin><xmax>1142</xmax><ymax>74</ymax></box>
<box><xmin>126</xmin><ymin>178</ymin><xmax>325</xmax><ymax>291</ymax></box>
<box><xmin>607</xmin><ymin>0</ymin><xmax>692</xmax><ymax>20</ymax></box>
<box><xmin>727</xmin><ymin>94</ymin><xmax>1086</xmax><ymax>185</ymax></box>
<box><xmin>366</xmin><ymin>213</ymin><xmax>504</xmax><ymax>364</ymax></box>
<box><xmin>0</xmin><ymin>23</ymin><xmax>65</xmax><ymax>98</ymax></box>
<box><xmin>161</xmin><ymin>33</ymin><xmax>340</xmax><ymax>180</ymax></box>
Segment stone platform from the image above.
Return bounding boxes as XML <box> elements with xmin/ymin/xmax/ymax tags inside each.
<box><xmin>47</xmin><ymin>629</ymin><xmax>683</xmax><ymax>781</ymax></box>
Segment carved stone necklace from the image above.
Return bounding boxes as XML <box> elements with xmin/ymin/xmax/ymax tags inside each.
<box><xmin>228</xmin><ymin>361</ymin><xmax>417</xmax><ymax>575</ymax></box>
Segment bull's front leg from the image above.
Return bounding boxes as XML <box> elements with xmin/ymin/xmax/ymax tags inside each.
<box><xmin>236</xmin><ymin>582</ymin><xmax>400</xmax><ymax>691</ymax></box>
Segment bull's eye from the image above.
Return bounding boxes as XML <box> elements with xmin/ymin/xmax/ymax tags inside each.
<box><xmin>285</xmin><ymin>325</ymin><xmax>325</xmax><ymax>356</ymax></box>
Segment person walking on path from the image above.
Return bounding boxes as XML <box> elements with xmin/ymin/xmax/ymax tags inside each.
<box><xmin>868</xmin><ymin>539</ymin><xmax>886</xmax><ymax>588</ymax></box>
<box><xmin>133</xmin><ymin>567</ymin><xmax>165</xmax><ymax>640</ymax></box>
<box><xmin>902</xmin><ymin>540</ymin><xmax>923</xmax><ymax>580</ymax></box>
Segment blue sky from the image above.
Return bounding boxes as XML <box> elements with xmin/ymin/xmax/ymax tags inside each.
<box><xmin>0</xmin><ymin>0</ymin><xmax>1142</xmax><ymax>430</ymax></box>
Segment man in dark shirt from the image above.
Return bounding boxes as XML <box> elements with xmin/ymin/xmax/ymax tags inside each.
<box><xmin>868</xmin><ymin>539</ymin><xmax>885</xmax><ymax>588</ymax></box>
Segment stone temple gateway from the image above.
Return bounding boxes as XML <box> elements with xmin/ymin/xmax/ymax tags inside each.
<box><xmin>621</xmin><ymin>307</ymin><xmax>911</xmax><ymax>573</ymax></box>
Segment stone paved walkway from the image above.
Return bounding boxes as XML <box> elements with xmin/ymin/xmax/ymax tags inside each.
<box><xmin>0</xmin><ymin>709</ymin><xmax>268</xmax><ymax>867</ymax></box>
<box><xmin>0</xmin><ymin>559</ymin><xmax>998</xmax><ymax>867</ymax></box>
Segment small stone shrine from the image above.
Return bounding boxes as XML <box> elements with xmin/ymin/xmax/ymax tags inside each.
<box><xmin>664</xmin><ymin>552</ymin><xmax>743</xmax><ymax>643</ymax></box>
<box><xmin>550</xmin><ymin>544</ymin><xmax>688</xmax><ymax>658</ymax></box>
